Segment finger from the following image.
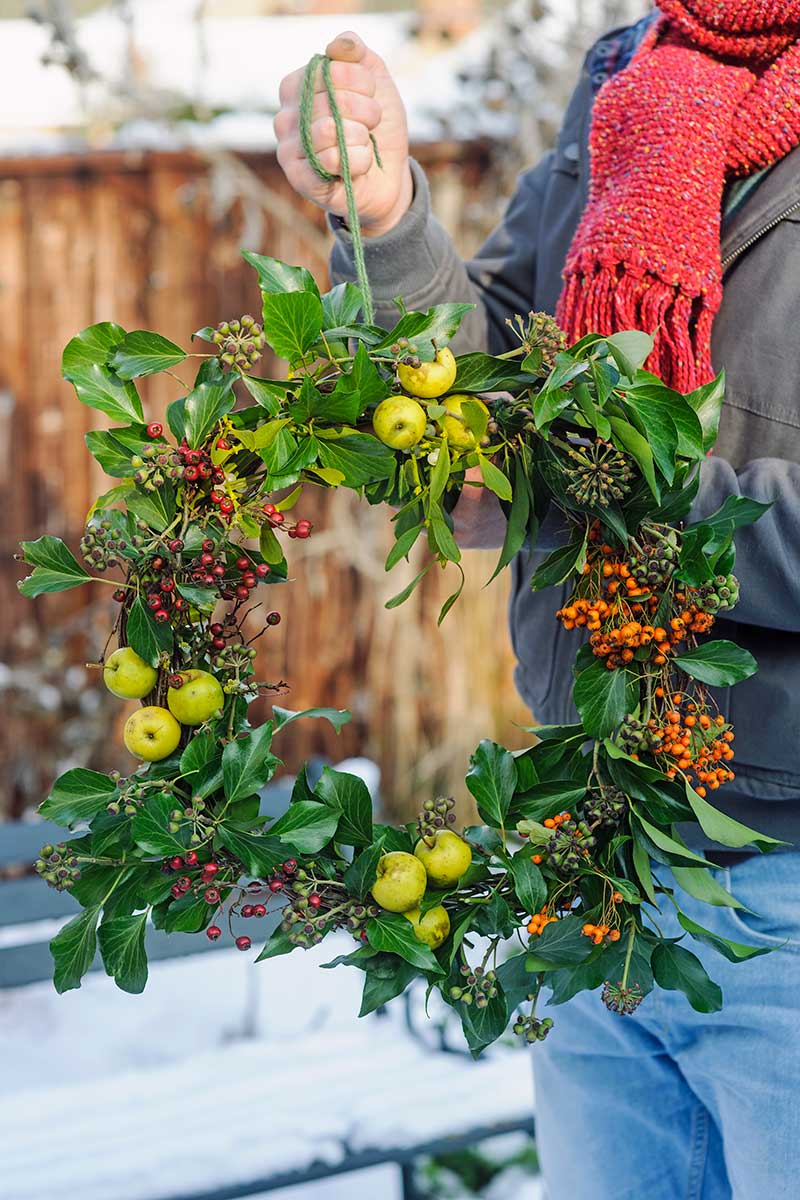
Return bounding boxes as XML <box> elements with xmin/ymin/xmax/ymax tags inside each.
<box><xmin>273</xmin><ymin>106</ymin><xmax>297</xmax><ymax>142</ymax></box>
<box><xmin>326</xmin><ymin>30</ymin><xmax>387</xmax><ymax>75</ymax></box>
<box><xmin>308</xmin><ymin>60</ymin><xmax>376</xmax><ymax>99</ymax></box>
<box><xmin>308</xmin><ymin>89</ymin><xmax>382</xmax><ymax>130</ymax></box>
<box><xmin>278</xmin><ymin>66</ymin><xmax>304</xmax><ymax>106</ymax></box>
<box><xmin>278</xmin><ymin>135</ymin><xmax>374</xmax><ymax>180</ymax></box>
<box><xmin>309</xmin><ymin>116</ymin><xmax>370</xmax><ymax>156</ymax></box>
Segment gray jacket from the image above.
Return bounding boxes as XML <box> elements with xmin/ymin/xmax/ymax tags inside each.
<box><xmin>330</xmin><ymin>16</ymin><xmax>800</xmax><ymax>847</ymax></box>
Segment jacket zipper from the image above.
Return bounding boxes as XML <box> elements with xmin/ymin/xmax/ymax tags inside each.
<box><xmin>721</xmin><ymin>200</ymin><xmax>800</xmax><ymax>271</ymax></box>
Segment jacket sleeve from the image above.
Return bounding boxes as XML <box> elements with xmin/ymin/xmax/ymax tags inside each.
<box><xmin>689</xmin><ymin>455</ymin><xmax>800</xmax><ymax>633</ymax></box>
<box><xmin>329</xmin><ymin>153</ymin><xmax>554</xmax><ymax>355</ymax></box>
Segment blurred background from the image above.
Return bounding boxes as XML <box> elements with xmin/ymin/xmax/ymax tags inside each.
<box><xmin>0</xmin><ymin>3</ymin><xmax>647</xmax><ymax>1199</ymax></box>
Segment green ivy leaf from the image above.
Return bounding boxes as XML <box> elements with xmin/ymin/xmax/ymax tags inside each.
<box><xmin>331</xmin><ymin>342</ymin><xmax>389</xmax><ymax>414</ymax></box>
<box><xmin>255</xmin><ymin>926</ymin><xmax>296</xmax><ymax>962</ymax></box>
<box><xmin>222</xmin><ymin>724</ymin><xmax>279</xmax><ymax>803</ymax></box>
<box><xmin>269</xmin><ymin>801</ymin><xmax>340</xmax><ymax>854</ymax></box>
<box><xmin>514</xmin><ymin>781</ymin><xmax>588</xmax><ymax>824</ymax></box>
<box><xmin>344</xmin><ymin>839</ymin><xmax>386</xmax><ymax>901</ymax></box>
<box><xmin>317</xmin><ymin>432</ymin><xmax>395</xmax><ymax>488</ymax></box>
<box><xmin>573</xmin><ymin>660</ymin><xmax>637</xmax><ymax>739</ymax></box>
<box><xmin>671</xmin><ymin>866</ymin><xmax>746</xmax><ymax>910</ymax></box>
<box><xmin>242</xmin><ymin>250</ymin><xmax>320</xmax><ymax>297</ymax></box>
<box><xmin>530</xmin><ymin>529</ymin><xmax>588</xmax><ymax>591</ymax></box>
<box><xmin>525</xmin><ymin>915</ymin><xmax>592</xmax><ymax>968</ymax></box>
<box><xmin>126</xmin><ymin>484</ymin><xmax>177</xmax><ymax>533</ymax></box>
<box><xmin>39</xmin><ymin>767</ymin><xmax>117</xmax><ymax>826</ymax></box>
<box><xmin>64</xmin><ymin>364</ymin><xmax>144</xmax><ymax>425</ymax></box>
<box><xmin>51</xmin><ymin>907</ymin><xmax>101</xmax><ymax>993</ymax></box>
<box><xmin>17</xmin><ymin>536</ymin><xmax>91</xmax><ymax>598</ymax></box>
<box><xmin>651</xmin><ymin>942</ymin><xmax>723</xmax><ymax>1013</ymax></box>
<box><xmin>271</xmin><ymin>706</ymin><xmax>351</xmax><ymax>734</ymax></box>
<box><xmin>261</xmin><ymin>291</ymin><xmax>324</xmax><ymax>365</ymax></box>
<box><xmin>215</xmin><ymin>825</ymin><xmax>286</xmax><ymax>877</ymax></box>
<box><xmin>372</xmin><ymin>303</ymin><xmax>474</xmax><ymax>356</ymax></box>
<box><xmin>675</xmin><ymin>911</ymin><xmax>772</xmax><ymax>963</ymax></box>
<box><xmin>314</xmin><ymin>767</ymin><xmax>373</xmax><ymax>847</ymax></box>
<box><xmin>683</xmin><ymin>782</ymin><xmax>785</xmax><ymax>853</ymax></box>
<box><xmin>109</xmin><ymin>331</ymin><xmax>187</xmax><ymax>379</ymax></box>
<box><xmin>366</xmin><ymin>912</ymin><xmax>441</xmax><ymax>972</ymax></box>
<box><xmin>126</xmin><ymin>595</ymin><xmax>174</xmax><ymax>667</ymax></box>
<box><xmin>181</xmin><ymin>377</ymin><xmax>236</xmax><ymax>449</ymax></box>
<box><xmin>510</xmin><ymin>847</ymin><xmax>547</xmax><ymax>914</ymax></box>
<box><xmin>673</xmin><ymin>640</ymin><xmax>757</xmax><ymax>687</ymax></box>
<box><xmin>62</xmin><ymin>321</ymin><xmax>127</xmax><ymax>374</ymax></box>
<box><xmin>466</xmin><ymin>740</ymin><xmax>518</xmax><ymax>829</ymax></box>
<box><xmin>98</xmin><ymin>912</ymin><xmax>149</xmax><ymax>994</ymax></box>
<box><xmin>633</xmin><ymin>815</ymin><xmax>715</xmax><ymax>868</ymax></box>
<box><xmin>321</xmin><ymin>281</ymin><xmax>364</xmax><ymax>328</ymax></box>
<box><xmin>605</xmin><ymin>330</ymin><xmax>654</xmax><ymax>378</ymax></box>
<box><xmin>451</xmin><ymin>352</ymin><xmax>541</xmax><ymax>394</ymax></box>
<box><xmin>460</xmin><ymin>986</ymin><xmax>509</xmax><ymax>1058</ymax></box>
<box><xmin>85</xmin><ymin>425</ymin><xmax>152</xmax><ymax>479</ymax></box>
<box><xmin>359</xmin><ymin>956</ymin><xmax>418</xmax><ymax>1017</ymax></box>
<box><xmin>131</xmin><ymin>793</ymin><xmax>191</xmax><ymax>856</ymax></box>
<box><xmin>686</xmin><ymin>370</ymin><xmax>725</xmax><ymax>452</ymax></box>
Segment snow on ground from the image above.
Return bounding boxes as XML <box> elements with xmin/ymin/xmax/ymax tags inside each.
<box><xmin>0</xmin><ymin>932</ymin><xmax>536</xmax><ymax>1200</ymax></box>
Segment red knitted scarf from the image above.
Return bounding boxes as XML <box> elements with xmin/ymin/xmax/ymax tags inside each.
<box><xmin>557</xmin><ymin>0</ymin><xmax>800</xmax><ymax>390</ymax></box>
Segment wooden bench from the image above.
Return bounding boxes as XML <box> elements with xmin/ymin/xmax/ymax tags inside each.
<box><xmin>0</xmin><ymin>783</ymin><xmax>536</xmax><ymax>1200</ymax></box>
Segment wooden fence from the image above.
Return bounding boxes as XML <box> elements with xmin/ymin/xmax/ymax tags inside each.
<box><xmin>0</xmin><ymin>143</ymin><xmax>534</xmax><ymax>820</ymax></box>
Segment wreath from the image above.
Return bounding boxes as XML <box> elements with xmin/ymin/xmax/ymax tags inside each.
<box><xmin>15</xmin><ymin>56</ymin><xmax>780</xmax><ymax>1056</ymax></box>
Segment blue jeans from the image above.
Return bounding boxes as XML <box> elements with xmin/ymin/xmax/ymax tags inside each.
<box><xmin>533</xmin><ymin>851</ymin><xmax>800</xmax><ymax>1199</ymax></box>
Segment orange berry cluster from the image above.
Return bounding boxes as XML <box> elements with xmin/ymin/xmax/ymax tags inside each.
<box><xmin>650</xmin><ymin>700</ymin><xmax>735</xmax><ymax>792</ymax></box>
<box><xmin>527</xmin><ymin>907</ymin><xmax>558</xmax><ymax>936</ymax></box>
<box><xmin>531</xmin><ymin>811</ymin><xmax>572</xmax><ymax>865</ymax></box>
<box><xmin>582</xmin><ymin>922</ymin><xmax>621</xmax><ymax>945</ymax></box>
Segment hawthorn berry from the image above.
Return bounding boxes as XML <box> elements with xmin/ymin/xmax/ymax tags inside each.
<box><xmin>283</xmin><ymin>859</ymin><xmax>297</xmax><ymax>873</ymax></box>
<box><xmin>253</xmin><ymin>904</ymin><xmax>266</xmax><ymax>918</ymax></box>
<box><xmin>154</xmin><ymin>609</ymin><xmax>170</xmax><ymax>623</ymax></box>
<box><xmin>204</xmin><ymin>887</ymin><xmax>220</xmax><ymax>904</ymax></box>
<box><xmin>113</xmin><ymin>589</ymin><xmax>126</xmax><ymax>602</ymax></box>
<box><xmin>242</xmin><ymin>905</ymin><xmax>254</xmax><ymax>918</ymax></box>
<box><xmin>309</xmin><ymin>893</ymin><xmax>321</xmax><ymax>909</ymax></box>
<box><xmin>168</xmin><ymin>538</ymin><xmax>184</xmax><ymax>553</ymax></box>
<box><xmin>207</xmin><ymin>925</ymin><xmax>222</xmax><ymax>941</ymax></box>
<box><xmin>147</xmin><ymin>422</ymin><xmax>163</xmax><ymax>439</ymax></box>
<box><xmin>235</xmin><ymin>936</ymin><xmax>252</xmax><ymax>952</ymax></box>
<box><xmin>168</xmin><ymin>674</ymin><xmax>184</xmax><ymax>689</ymax></box>
<box><xmin>170</xmin><ymin>856</ymin><xmax>184</xmax><ymax>871</ymax></box>
<box><xmin>171</xmin><ymin>884</ymin><xmax>184</xmax><ymax>898</ymax></box>
<box><xmin>177</xmin><ymin>877</ymin><xmax>191</xmax><ymax>891</ymax></box>
<box><xmin>256</xmin><ymin>564</ymin><xmax>270</xmax><ymax>578</ymax></box>
<box><xmin>185</xmin><ymin>851</ymin><xmax>199</xmax><ymax>867</ymax></box>
<box><xmin>202</xmin><ymin>539</ymin><xmax>215</xmax><ymax>553</ymax></box>
<box><xmin>269</xmin><ymin>879</ymin><xmax>283</xmax><ymax>893</ymax></box>
<box><xmin>236</xmin><ymin>557</ymin><xmax>249</xmax><ymax>571</ymax></box>
<box><xmin>235</xmin><ymin>585</ymin><xmax>250</xmax><ymax>600</ymax></box>
<box><xmin>267</xmin><ymin>611</ymin><xmax>281</xmax><ymax>626</ymax></box>
<box><xmin>202</xmin><ymin>862</ymin><xmax>220</xmax><ymax>879</ymax></box>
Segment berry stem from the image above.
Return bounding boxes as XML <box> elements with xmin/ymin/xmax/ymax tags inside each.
<box><xmin>621</xmin><ymin>919</ymin><xmax>637</xmax><ymax>990</ymax></box>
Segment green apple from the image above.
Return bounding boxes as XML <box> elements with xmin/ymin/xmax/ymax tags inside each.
<box><xmin>414</xmin><ymin>830</ymin><xmax>473</xmax><ymax>888</ymax></box>
<box><xmin>370</xmin><ymin>851</ymin><xmax>427</xmax><ymax>913</ymax></box>
<box><xmin>439</xmin><ymin>394</ymin><xmax>489</xmax><ymax>450</ymax></box>
<box><xmin>123</xmin><ymin>705</ymin><xmax>181</xmax><ymax>761</ymax></box>
<box><xmin>397</xmin><ymin>347</ymin><xmax>457</xmax><ymax>399</ymax></box>
<box><xmin>103</xmin><ymin>647</ymin><xmax>158</xmax><ymax>700</ymax></box>
<box><xmin>403</xmin><ymin>904</ymin><xmax>451</xmax><ymax>949</ymax></box>
<box><xmin>372</xmin><ymin>395</ymin><xmax>427</xmax><ymax>450</ymax></box>
<box><xmin>167</xmin><ymin>669</ymin><xmax>224</xmax><ymax>726</ymax></box>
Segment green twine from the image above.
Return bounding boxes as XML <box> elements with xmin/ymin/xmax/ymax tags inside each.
<box><xmin>299</xmin><ymin>52</ymin><xmax>382</xmax><ymax>325</ymax></box>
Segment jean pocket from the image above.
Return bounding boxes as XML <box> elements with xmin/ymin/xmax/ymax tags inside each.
<box><xmin>721</xmin><ymin>854</ymin><xmax>800</xmax><ymax>952</ymax></box>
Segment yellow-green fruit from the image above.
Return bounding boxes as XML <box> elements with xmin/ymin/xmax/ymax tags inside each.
<box><xmin>123</xmin><ymin>706</ymin><xmax>181</xmax><ymax>762</ymax></box>
<box><xmin>370</xmin><ymin>851</ymin><xmax>427</xmax><ymax>913</ymax></box>
<box><xmin>439</xmin><ymin>394</ymin><xmax>490</xmax><ymax>450</ymax></box>
<box><xmin>403</xmin><ymin>904</ymin><xmax>451</xmax><ymax>949</ymax></box>
<box><xmin>167</xmin><ymin>669</ymin><xmax>224</xmax><ymax>726</ymax></box>
<box><xmin>397</xmin><ymin>347</ymin><xmax>457</xmax><ymax>399</ymax></box>
<box><xmin>372</xmin><ymin>395</ymin><xmax>427</xmax><ymax>450</ymax></box>
<box><xmin>103</xmin><ymin>647</ymin><xmax>157</xmax><ymax>700</ymax></box>
<box><xmin>414</xmin><ymin>830</ymin><xmax>473</xmax><ymax>888</ymax></box>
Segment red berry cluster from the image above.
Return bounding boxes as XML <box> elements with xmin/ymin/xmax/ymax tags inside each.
<box><xmin>262</xmin><ymin>502</ymin><xmax>312</xmax><ymax>540</ymax></box>
<box><xmin>186</xmin><ymin>539</ymin><xmax>270</xmax><ymax>604</ymax></box>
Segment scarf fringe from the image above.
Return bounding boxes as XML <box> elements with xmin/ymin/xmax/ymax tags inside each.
<box><xmin>557</xmin><ymin>265</ymin><xmax>715</xmax><ymax>392</ymax></box>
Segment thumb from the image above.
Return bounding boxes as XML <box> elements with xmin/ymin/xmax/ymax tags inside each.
<box><xmin>325</xmin><ymin>30</ymin><xmax>368</xmax><ymax>63</ymax></box>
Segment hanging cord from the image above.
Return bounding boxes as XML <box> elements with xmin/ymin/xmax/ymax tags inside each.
<box><xmin>299</xmin><ymin>52</ymin><xmax>383</xmax><ymax>325</ymax></box>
